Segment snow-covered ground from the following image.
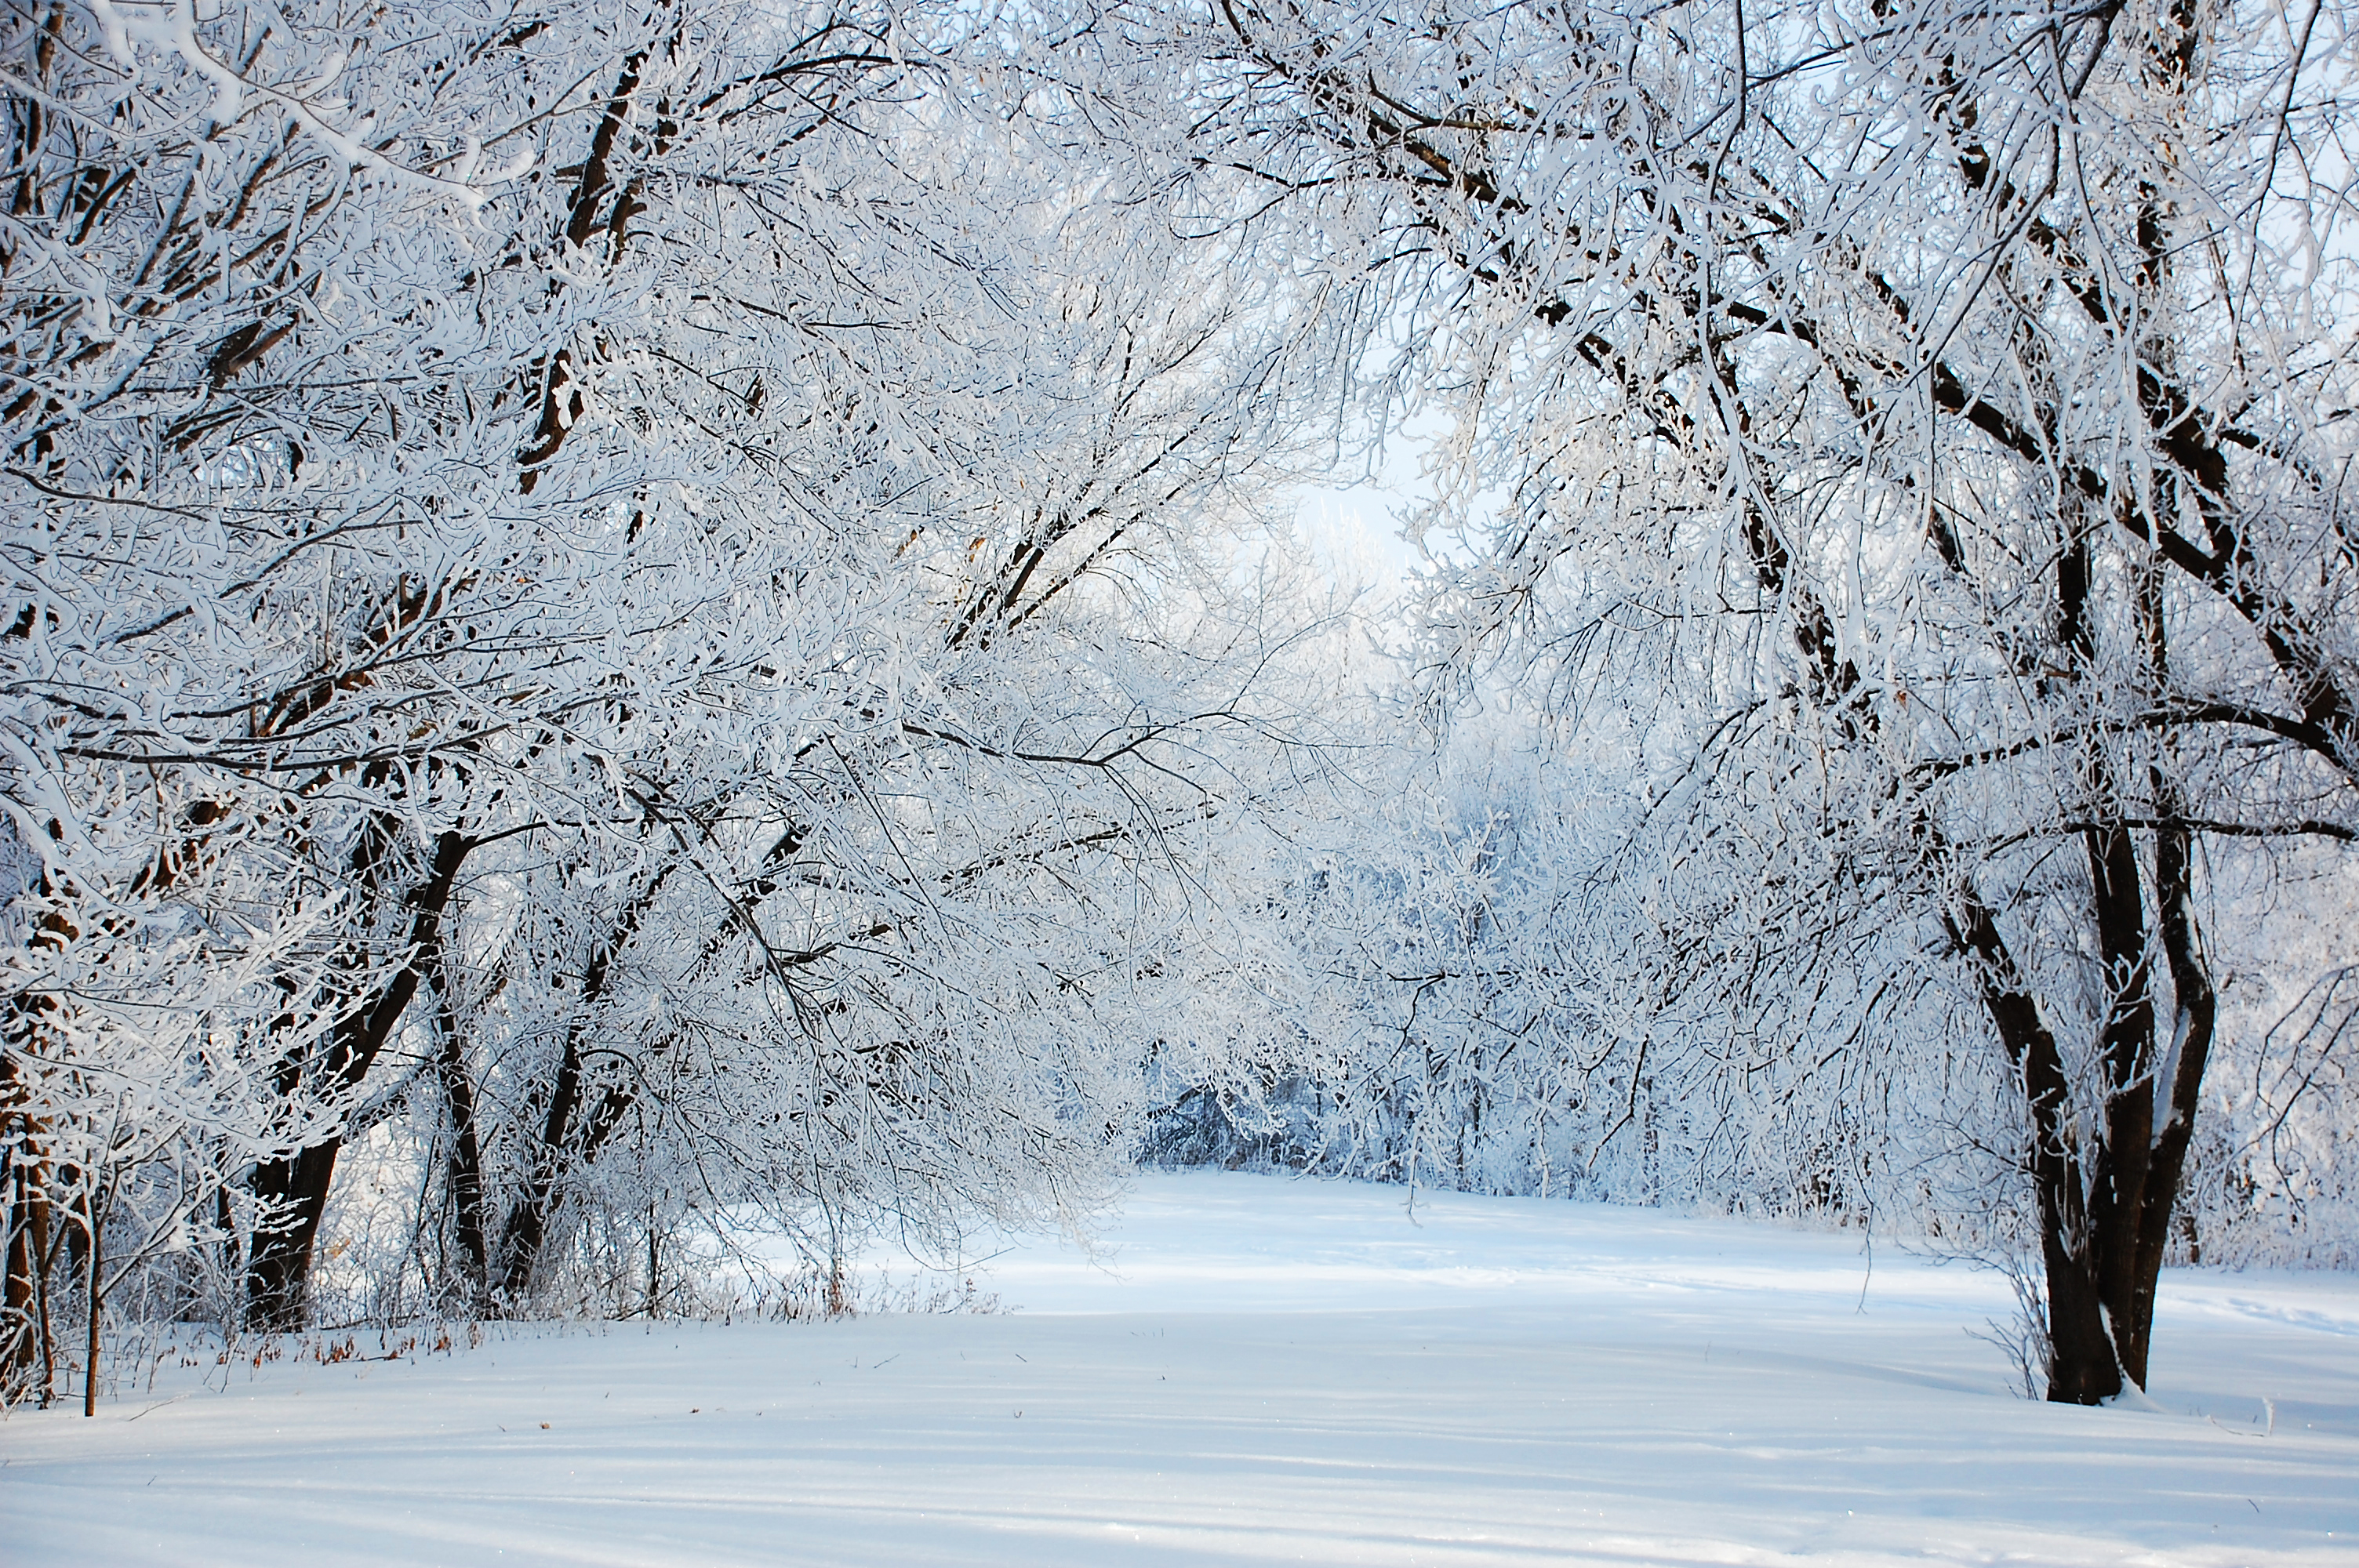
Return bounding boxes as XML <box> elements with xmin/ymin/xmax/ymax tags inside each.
<box><xmin>7</xmin><ymin>1171</ymin><xmax>2356</xmax><ymax>1566</ymax></box>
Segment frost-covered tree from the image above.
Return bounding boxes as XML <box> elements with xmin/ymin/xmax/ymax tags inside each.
<box><xmin>2</xmin><ymin>0</ymin><xmax>1326</xmax><ymax>1358</ymax></box>
<box><xmin>1030</xmin><ymin>0</ymin><xmax>2359</xmax><ymax>1400</ymax></box>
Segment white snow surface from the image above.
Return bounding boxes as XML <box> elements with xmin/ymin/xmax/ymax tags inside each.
<box><xmin>7</xmin><ymin>1171</ymin><xmax>2356</xmax><ymax>1566</ymax></box>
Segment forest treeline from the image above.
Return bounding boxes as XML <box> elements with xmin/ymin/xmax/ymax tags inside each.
<box><xmin>4</xmin><ymin>0</ymin><xmax>2353</xmax><ymax>1410</ymax></box>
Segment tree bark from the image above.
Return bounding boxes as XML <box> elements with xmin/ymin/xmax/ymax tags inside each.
<box><xmin>3</xmin><ymin>899</ymin><xmax>73</xmax><ymax>1400</ymax></box>
<box><xmin>429</xmin><ymin>950</ymin><xmax>492</xmax><ymax>1310</ymax></box>
<box><xmin>243</xmin><ymin>829</ymin><xmax>472</xmax><ymax>1330</ymax></box>
<box><xmin>80</xmin><ymin>1192</ymin><xmax>97</xmax><ymax>1417</ymax></box>
<box><xmin>493</xmin><ymin>870</ymin><xmax>665</xmax><ymax>1305</ymax></box>
<box><xmin>1949</xmin><ymin>611</ymin><xmax>2219</xmax><ymax>1407</ymax></box>
<box><xmin>1943</xmin><ymin>881</ymin><xmax>2121</xmax><ymax>1402</ymax></box>
<box><xmin>2</xmin><ymin>1111</ymin><xmax>53</xmax><ymax>1403</ymax></box>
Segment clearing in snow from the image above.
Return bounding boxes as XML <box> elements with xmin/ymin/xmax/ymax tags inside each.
<box><xmin>5</xmin><ymin>1171</ymin><xmax>2354</xmax><ymax>1566</ymax></box>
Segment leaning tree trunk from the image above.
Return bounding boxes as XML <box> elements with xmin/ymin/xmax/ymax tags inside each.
<box><xmin>243</xmin><ymin>828</ymin><xmax>471</xmax><ymax>1331</ymax></box>
<box><xmin>492</xmin><ymin>875</ymin><xmax>665</xmax><ymax>1308</ymax></box>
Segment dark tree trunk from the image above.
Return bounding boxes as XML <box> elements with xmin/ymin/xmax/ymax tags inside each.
<box><xmin>439</xmin><ymin>1019</ymin><xmax>493</xmax><ymax>1308</ymax></box>
<box><xmin>2110</xmin><ymin>560</ymin><xmax>2219</xmax><ymax>1391</ymax></box>
<box><xmin>493</xmin><ymin>875</ymin><xmax>663</xmax><ymax>1305</ymax></box>
<box><xmin>422</xmin><ymin>935</ymin><xmax>491</xmax><ymax>1308</ymax></box>
<box><xmin>2029</xmin><ymin>809</ymin><xmax>2215</xmax><ymax>1402</ymax></box>
<box><xmin>242</xmin><ymin>829</ymin><xmax>472</xmax><ymax>1331</ymax></box>
<box><xmin>1947</xmin><ymin>542</ymin><xmax>2222</xmax><ymax>1404</ymax></box>
<box><xmin>2</xmin><ymin>1115</ymin><xmax>53</xmax><ymax>1402</ymax></box>
<box><xmin>4</xmin><ymin>905</ymin><xmax>74</xmax><ymax>1400</ymax></box>
<box><xmin>80</xmin><ymin>1193</ymin><xmax>98</xmax><ymax>1417</ymax></box>
<box><xmin>242</xmin><ymin>1139</ymin><xmax>344</xmax><ymax>1333</ymax></box>
<box><xmin>1944</xmin><ymin>883</ymin><xmax>2122</xmax><ymax>1403</ymax></box>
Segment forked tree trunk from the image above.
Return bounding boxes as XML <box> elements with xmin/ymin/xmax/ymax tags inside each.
<box><xmin>1948</xmin><ymin>856</ymin><xmax>2215</xmax><ymax>1405</ymax></box>
<box><xmin>1948</xmin><ymin>555</ymin><xmax>2218</xmax><ymax>1403</ymax></box>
